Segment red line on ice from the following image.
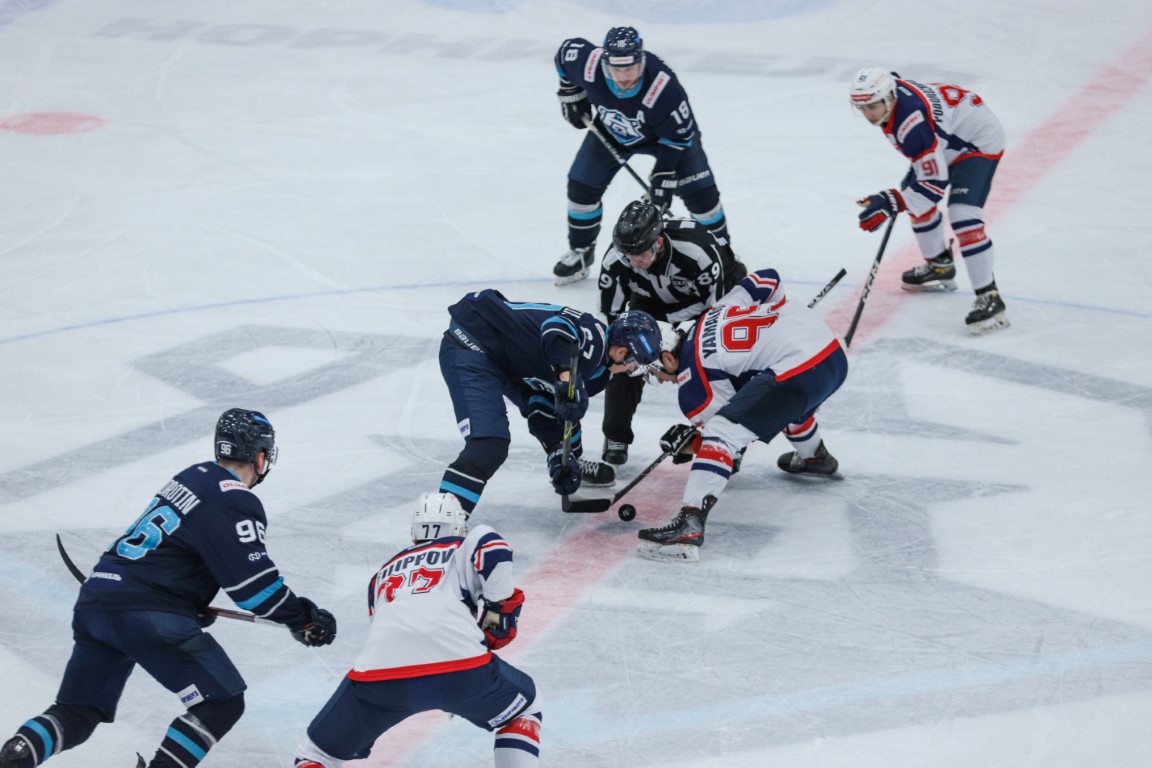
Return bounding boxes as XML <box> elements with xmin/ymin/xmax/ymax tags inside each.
<box><xmin>823</xmin><ymin>25</ymin><xmax>1152</xmax><ymax>347</ymax></box>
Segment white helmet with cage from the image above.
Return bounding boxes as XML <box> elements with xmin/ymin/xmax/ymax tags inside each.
<box><xmin>411</xmin><ymin>492</ymin><xmax>469</xmax><ymax>543</ymax></box>
<box><xmin>850</xmin><ymin>67</ymin><xmax>896</xmax><ymax>122</ymax></box>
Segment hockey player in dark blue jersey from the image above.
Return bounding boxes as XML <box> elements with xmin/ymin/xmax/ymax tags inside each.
<box><xmin>0</xmin><ymin>409</ymin><xmax>337</xmax><ymax>768</ymax></box>
<box><xmin>551</xmin><ymin>26</ymin><xmax>730</xmax><ymax>285</ymax></box>
<box><xmin>438</xmin><ymin>289</ymin><xmax>662</xmax><ymax>514</ymax></box>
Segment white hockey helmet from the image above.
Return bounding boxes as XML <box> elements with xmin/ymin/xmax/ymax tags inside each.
<box><xmin>411</xmin><ymin>492</ymin><xmax>469</xmax><ymax>543</ymax></box>
<box><xmin>850</xmin><ymin>67</ymin><xmax>896</xmax><ymax>121</ymax></box>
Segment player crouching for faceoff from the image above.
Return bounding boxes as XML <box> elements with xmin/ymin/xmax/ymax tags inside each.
<box><xmin>437</xmin><ymin>288</ymin><xmax>664</xmax><ymax>514</ymax></box>
<box><xmin>636</xmin><ymin>269</ymin><xmax>848</xmax><ymax>562</ymax></box>
<box><xmin>0</xmin><ymin>408</ymin><xmax>337</xmax><ymax>768</ymax></box>
<box><xmin>293</xmin><ymin>493</ymin><xmax>542</xmax><ymax>768</ymax></box>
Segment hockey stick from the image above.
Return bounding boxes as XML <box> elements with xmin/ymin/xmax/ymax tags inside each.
<box><xmin>54</xmin><ymin>534</ymin><xmax>280</xmax><ymax>627</ymax></box>
<box><xmin>563</xmin><ymin>446</ymin><xmax>675</xmax><ymax>514</ymax></box>
<box><xmin>559</xmin><ymin>349</ymin><xmax>582</xmax><ymax>513</ymax></box>
<box><xmin>808</xmin><ymin>268</ymin><xmax>848</xmax><ymax>309</ymax></box>
<box><xmin>844</xmin><ymin>214</ymin><xmax>896</xmax><ymax>348</ymax></box>
<box><xmin>582</xmin><ymin>116</ymin><xmax>651</xmax><ymax>195</ymax></box>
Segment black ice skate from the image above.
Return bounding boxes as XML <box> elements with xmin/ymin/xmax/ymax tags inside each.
<box><xmin>553</xmin><ymin>246</ymin><xmax>595</xmax><ymax>286</ymax></box>
<box><xmin>965</xmin><ymin>289</ymin><xmax>1010</xmax><ymax>334</ymax></box>
<box><xmin>901</xmin><ymin>252</ymin><xmax>957</xmax><ymax>292</ymax></box>
<box><xmin>777</xmin><ymin>440</ymin><xmax>839</xmax><ymax>476</ymax></box>
<box><xmin>0</xmin><ymin>737</ymin><xmax>31</xmax><ymax>768</ymax></box>
<box><xmin>578</xmin><ymin>458</ymin><xmax>616</xmax><ymax>487</ymax></box>
<box><xmin>636</xmin><ymin>497</ymin><xmax>715</xmax><ymax>562</ymax></box>
<box><xmin>602</xmin><ymin>439</ymin><xmax>629</xmax><ymax>466</ymax></box>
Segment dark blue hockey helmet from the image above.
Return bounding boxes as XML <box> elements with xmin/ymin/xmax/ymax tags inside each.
<box><xmin>607</xmin><ymin>311</ymin><xmax>662</xmax><ymax>367</ymax></box>
<box><xmin>215</xmin><ymin>408</ymin><xmax>278</xmax><ymax>470</ymax></box>
<box><xmin>603</xmin><ymin>26</ymin><xmax>643</xmax><ymax>68</ymax></box>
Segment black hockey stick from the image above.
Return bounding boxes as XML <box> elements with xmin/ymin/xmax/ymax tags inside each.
<box><xmin>54</xmin><ymin>534</ymin><xmax>280</xmax><ymax>627</ymax></box>
<box><xmin>559</xmin><ymin>349</ymin><xmax>582</xmax><ymax>513</ymax></box>
<box><xmin>583</xmin><ymin>116</ymin><xmax>651</xmax><ymax>195</ymax></box>
<box><xmin>844</xmin><ymin>214</ymin><xmax>897</xmax><ymax>348</ymax></box>
<box><xmin>808</xmin><ymin>268</ymin><xmax>848</xmax><ymax>309</ymax></box>
<box><xmin>563</xmin><ymin>446</ymin><xmax>675</xmax><ymax>514</ymax></box>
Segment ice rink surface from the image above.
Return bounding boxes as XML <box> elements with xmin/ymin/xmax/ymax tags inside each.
<box><xmin>2</xmin><ymin>0</ymin><xmax>1151</xmax><ymax>765</ymax></box>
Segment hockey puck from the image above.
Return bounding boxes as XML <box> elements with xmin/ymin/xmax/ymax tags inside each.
<box><xmin>617</xmin><ymin>504</ymin><xmax>636</xmax><ymax>522</ymax></box>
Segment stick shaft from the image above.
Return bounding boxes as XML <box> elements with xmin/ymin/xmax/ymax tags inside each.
<box><xmin>808</xmin><ymin>268</ymin><xmax>848</xmax><ymax>309</ymax></box>
<box><xmin>844</xmin><ymin>215</ymin><xmax>897</xmax><ymax>347</ymax></box>
<box><xmin>583</xmin><ymin>117</ymin><xmax>650</xmax><ymax>194</ymax></box>
<box><xmin>55</xmin><ymin>534</ymin><xmax>279</xmax><ymax>628</ymax></box>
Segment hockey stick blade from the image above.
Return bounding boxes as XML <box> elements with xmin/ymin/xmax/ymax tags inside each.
<box><xmin>56</xmin><ymin>533</ymin><xmax>88</xmax><ymax>583</ymax></box>
<box><xmin>563</xmin><ymin>496</ymin><xmax>614</xmax><ymax>513</ymax></box>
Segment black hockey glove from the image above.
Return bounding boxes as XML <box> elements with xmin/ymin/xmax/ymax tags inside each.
<box><xmin>856</xmin><ymin>188</ymin><xmax>905</xmax><ymax>232</ymax></box>
<box><xmin>648</xmin><ymin>170</ymin><xmax>677</xmax><ymax>213</ymax></box>
<box><xmin>291</xmin><ymin>597</ymin><xmax>337</xmax><ymax>647</ymax></box>
<box><xmin>660</xmin><ymin>424</ymin><xmax>700</xmax><ymax>464</ymax></box>
<box><xmin>547</xmin><ymin>446</ymin><xmax>582</xmax><ymax>495</ymax></box>
<box><xmin>553</xmin><ymin>374</ymin><xmax>589</xmax><ymax>423</ymax></box>
<box><xmin>557</xmin><ymin>85</ymin><xmax>591</xmax><ymax>130</ymax></box>
<box><xmin>194</xmin><ymin>605</ymin><xmax>216</xmax><ymax>628</ymax></box>
<box><xmin>480</xmin><ymin>588</ymin><xmax>525</xmax><ymax>650</ymax></box>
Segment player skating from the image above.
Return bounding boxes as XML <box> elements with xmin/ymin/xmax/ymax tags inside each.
<box><xmin>293</xmin><ymin>493</ymin><xmax>540</xmax><ymax>768</ymax></box>
<box><xmin>636</xmin><ymin>270</ymin><xmax>849</xmax><ymax>562</ymax></box>
<box><xmin>851</xmin><ymin>67</ymin><xmax>1010</xmax><ymax>333</ymax></box>
<box><xmin>0</xmin><ymin>409</ymin><xmax>337</xmax><ymax>768</ymax></box>
<box><xmin>551</xmin><ymin>26</ymin><xmax>729</xmax><ymax>284</ymax></box>
<box><xmin>437</xmin><ymin>289</ymin><xmax>662</xmax><ymax>514</ymax></box>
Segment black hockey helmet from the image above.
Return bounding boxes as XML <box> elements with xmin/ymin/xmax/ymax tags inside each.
<box><xmin>603</xmin><ymin>26</ymin><xmax>643</xmax><ymax>68</ymax></box>
<box><xmin>607</xmin><ymin>311</ymin><xmax>662</xmax><ymax>366</ymax></box>
<box><xmin>612</xmin><ymin>200</ymin><xmax>663</xmax><ymax>256</ymax></box>
<box><xmin>215</xmin><ymin>408</ymin><xmax>278</xmax><ymax>469</ymax></box>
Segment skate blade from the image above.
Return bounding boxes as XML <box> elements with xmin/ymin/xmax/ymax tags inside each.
<box><xmin>553</xmin><ymin>269</ymin><xmax>590</xmax><ymax>286</ymax></box>
<box><xmin>636</xmin><ymin>541</ymin><xmax>701</xmax><ymax>563</ymax></box>
<box><xmin>966</xmin><ymin>314</ymin><xmax>1011</xmax><ymax>335</ymax></box>
<box><xmin>901</xmin><ymin>280</ymin><xmax>957</xmax><ymax>292</ymax></box>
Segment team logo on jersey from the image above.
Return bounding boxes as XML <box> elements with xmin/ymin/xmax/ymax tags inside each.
<box><xmin>671</xmin><ymin>276</ymin><xmax>692</xmax><ymax>291</ymax></box>
<box><xmin>219</xmin><ymin>479</ymin><xmax>248</xmax><ymax>493</ymax></box>
<box><xmin>598</xmin><ymin>108</ymin><xmax>645</xmax><ymax>146</ymax></box>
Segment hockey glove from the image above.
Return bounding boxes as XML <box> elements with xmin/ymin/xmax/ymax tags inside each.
<box><xmin>557</xmin><ymin>85</ymin><xmax>591</xmax><ymax>130</ymax></box>
<box><xmin>660</xmin><ymin>423</ymin><xmax>701</xmax><ymax>465</ymax></box>
<box><xmin>547</xmin><ymin>446</ymin><xmax>582</xmax><ymax>495</ymax></box>
<box><xmin>194</xmin><ymin>605</ymin><xmax>217</xmax><ymax>628</ymax></box>
<box><xmin>553</xmin><ymin>374</ymin><xmax>589</xmax><ymax>423</ymax></box>
<box><xmin>856</xmin><ymin>189</ymin><xmax>905</xmax><ymax>232</ymax></box>
<box><xmin>648</xmin><ymin>170</ymin><xmax>677</xmax><ymax>213</ymax></box>
<box><xmin>291</xmin><ymin>597</ymin><xmax>337</xmax><ymax>647</ymax></box>
<box><xmin>480</xmin><ymin>588</ymin><xmax>525</xmax><ymax>650</ymax></box>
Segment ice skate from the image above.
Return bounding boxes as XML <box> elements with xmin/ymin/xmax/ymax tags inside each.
<box><xmin>0</xmin><ymin>737</ymin><xmax>31</xmax><ymax>768</ymax></box>
<box><xmin>136</xmin><ymin>754</ymin><xmax>147</xmax><ymax>768</ymax></box>
<box><xmin>901</xmin><ymin>252</ymin><xmax>957</xmax><ymax>292</ymax></box>
<box><xmin>602</xmin><ymin>439</ymin><xmax>628</xmax><ymax>466</ymax></box>
<box><xmin>965</xmin><ymin>290</ymin><xmax>1010</xmax><ymax>334</ymax></box>
<box><xmin>578</xmin><ymin>457</ymin><xmax>616</xmax><ymax>487</ymax></box>
<box><xmin>636</xmin><ymin>503</ymin><xmax>709</xmax><ymax>562</ymax></box>
<box><xmin>777</xmin><ymin>440</ymin><xmax>839</xmax><ymax>476</ymax></box>
<box><xmin>553</xmin><ymin>246</ymin><xmax>595</xmax><ymax>286</ymax></box>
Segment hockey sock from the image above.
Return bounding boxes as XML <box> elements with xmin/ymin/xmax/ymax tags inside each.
<box><xmin>494</xmin><ymin>712</ymin><xmax>542</xmax><ymax>768</ymax></box>
<box><xmin>440</xmin><ymin>437</ymin><xmax>509</xmax><ymax>513</ymax></box>
<box><xmin>5</xmin><ymin>703</ymin><xmax>104</xmax><ymax>766</ymax></box>
<box><xmin>146</xmin><ymin>695</ymin><xmax>244</xmax><ymax>767</ymax></box>
<box><xmin>783</xmin><ymin>417</ymin><xmax>821</xmax><ymax>458</ymax></box>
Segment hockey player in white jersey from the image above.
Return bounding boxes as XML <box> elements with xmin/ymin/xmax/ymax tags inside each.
<box><xmin>636</xmin><ymin>269</ymin><xmax>848</xmax><ymax>562</ymax></box>
<box><xmin>293</xmin><ymin>494</ymin><xmax>541</xmax><ymax>768</ymax></box>
<box><xmin>851</xmin><ymin>67</ymin><xmax>1010</xmax><ymax>334</ymax></box>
